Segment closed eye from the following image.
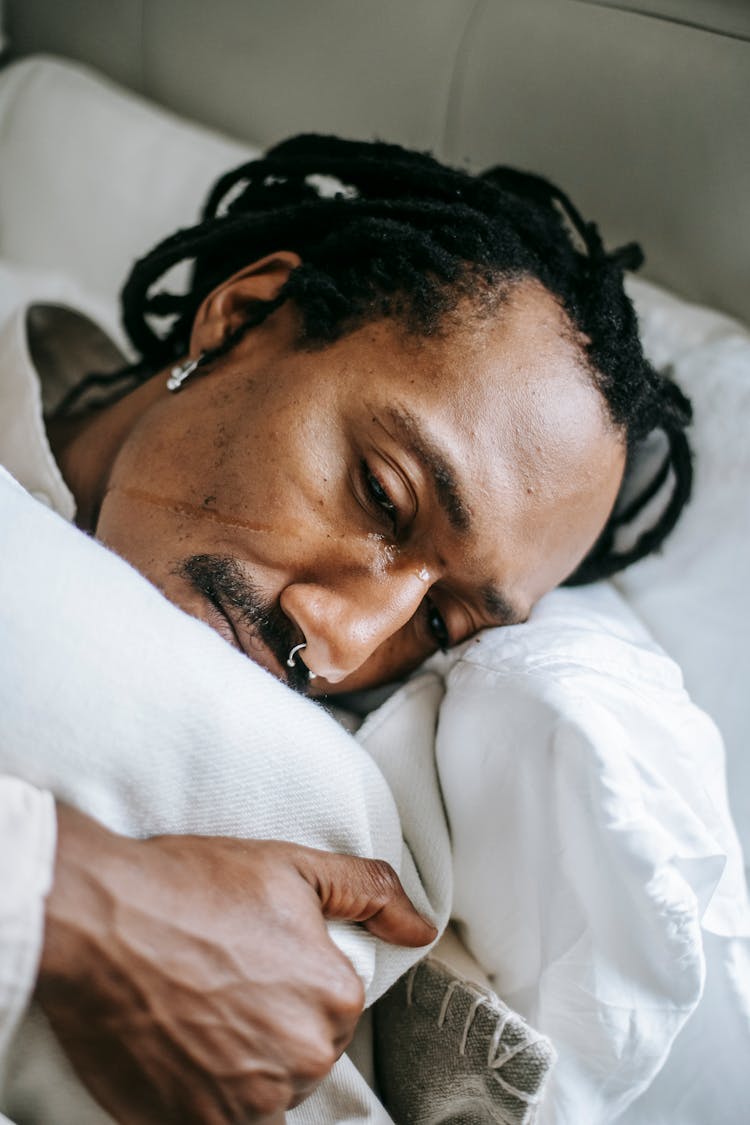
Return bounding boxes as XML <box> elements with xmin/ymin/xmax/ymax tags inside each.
<box><xmin>362</xmin><ymin>460</ymin><xmax>398</xmax><ymax>533</ymax></box>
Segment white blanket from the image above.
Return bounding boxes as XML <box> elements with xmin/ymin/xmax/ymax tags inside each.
<box><xmin>2</xmin><ymin>464</ymin><xmax>749</xmax><ymax>1124</ymax></box>
<box><xmin>0</xmin><ymin>467</ymin><xmax>450</xmax><ymax>1123</ymax></box>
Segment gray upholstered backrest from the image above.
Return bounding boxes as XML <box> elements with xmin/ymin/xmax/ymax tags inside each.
<box><xmin>5</xmin><ymin>0</ymin><xmax>749</xmax><ymax>322</ymax></box>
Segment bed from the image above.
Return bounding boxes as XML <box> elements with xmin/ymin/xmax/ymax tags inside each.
<box><xmin>0</xmin><ymin>2</ymin><xmax>748</xmax><ymax>1122</ymax></box>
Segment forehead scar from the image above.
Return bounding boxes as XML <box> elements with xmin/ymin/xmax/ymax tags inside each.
<box><xmin>106</xmin><ymin>486</ymin><xmax>274</xmax><ymax>533</ymax></box>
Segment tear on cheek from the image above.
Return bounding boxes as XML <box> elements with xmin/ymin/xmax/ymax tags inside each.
<box><xmin>367</xmin><ymin>531</ymin><xmax>398</xmax><ymax>572</ymax></box>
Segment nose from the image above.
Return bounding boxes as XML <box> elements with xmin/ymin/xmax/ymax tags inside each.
<box><xmin>279</xmin><ymin>565</ymin><xmax>430</xmax><ymax>684</ymax></box>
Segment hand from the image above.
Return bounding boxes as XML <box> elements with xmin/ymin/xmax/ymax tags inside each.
<box><xmin>37</xmin><ymin>804</ymin><xmax>436</xmax><ymax>1124</ymax></box>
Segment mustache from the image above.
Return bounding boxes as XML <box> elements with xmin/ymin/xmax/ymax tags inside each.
<box><xmin>178</xmin><ymin>554</ymin><xmax>310</xmax><ymax>693</ymax></box>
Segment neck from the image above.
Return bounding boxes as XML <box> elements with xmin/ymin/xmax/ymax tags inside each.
<box><xmin>47</xmin><ymin>371</ymin><xmax>167</xmax><ymax>532</ymax></box>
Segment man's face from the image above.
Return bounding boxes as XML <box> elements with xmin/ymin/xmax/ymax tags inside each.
<box><xmin>94</xmin><ymin>269</ymin><xmax>626</xmax><ymax>695</ymax></box>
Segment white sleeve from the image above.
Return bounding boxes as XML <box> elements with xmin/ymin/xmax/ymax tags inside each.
<box><xmin>0</xmin><ymin>777</ymin><xmax>56</xmax><ymax>1062</ymax></box>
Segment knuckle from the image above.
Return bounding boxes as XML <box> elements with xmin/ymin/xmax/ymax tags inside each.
<box><xmin>364</xmin><ymin>858</ymin><xmax>401</xmax><ymax>901</ymax></box>
<box><xmin>332</xmin><ymin>966</ymin><xmax>366</xmax><ymax>1017</ymax></box>
<box><xmin>295</xmin><ymin>1042</ymin><xmax>337</xmax><ymax>1083</ymax></box>
<box><xmin>242</xmin><ymin>1078</ymin><xmax>290</xmax><ymax>1118</ymax></box>
<box><xmin>308</xmin><ymin>953</ymin><xmax>364</xmax><ymax>1033</ymax></box>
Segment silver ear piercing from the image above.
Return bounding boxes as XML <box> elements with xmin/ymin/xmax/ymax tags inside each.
<box><xmin>167</xmin><ymin>353</ymin><xmax>204</xmax><ymax>392</ymax></box>
<box><xmin>287</xmin><ymin>642</ymin><xmax>316</xmax><ymax>680</ymax></box>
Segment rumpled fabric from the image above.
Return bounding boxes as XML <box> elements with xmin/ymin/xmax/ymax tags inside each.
<box><xmin>1</xmin><ymin>466</ymin><xmax>748</xmax><ymax>1122</ymax></box>
<box><xmin>436</xmin><ymin>583</ymin><xmax>750</xmax><ymax>1123</ymax></box>
<box><xmin>0</xmin><ymin>467</ymin><xmax>451</xmax><ymax>1123</ymax></box>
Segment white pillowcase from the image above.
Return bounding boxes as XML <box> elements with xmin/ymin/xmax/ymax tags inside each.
<box><xmin>434</xmin><ymin>581</ymin><xmax>750</xmax><ymax>1124</ymax></box>
<box><xmin>622</xmin><ymin>277</ymin><xmax>750</xmax><ymax>861</ymax></box>
<box><xmin>0</xmin><ymin>52</ymin><xmax>748</xmax><ymax>1123</ymax></box>
<box><xmin>0</xmin><ymin>55</ymin><xmax>254</xmax><ymax>304</ymax></box>
<box><xmin>0</xmin><ymin>53</ymin><xmax>747</xmax><ymax>844</ymax></box>
<box><xmin>0</xmin><ymin>58</ymin><xmax>746</xmax><ymax>856</ymax></box>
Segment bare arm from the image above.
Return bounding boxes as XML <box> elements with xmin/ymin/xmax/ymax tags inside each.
<box><xmin>36</xmin><ymin>803</ymin><xmax>435</xmax><ymax>1124</ymax></box>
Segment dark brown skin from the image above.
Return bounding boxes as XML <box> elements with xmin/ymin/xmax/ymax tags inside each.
<box><xmin>42</xmin><ymin>254</ymin><xmax>627</xmax><ymax>1120</ymax></box>
<box><xmin>39</xmin><ymin>805</ymin><xmax>435</xmax><ymax>1123</ymax></box>
<box><xmin>53</xmin><ymin>253</ymin><xmax>626</xmax><ymax>695</ymax></box>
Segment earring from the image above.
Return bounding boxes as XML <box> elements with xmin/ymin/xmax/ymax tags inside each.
<box><xmin>167</xmin><ymin>353</ymin><xmax>204</xmax><ymax>392</ymax></box>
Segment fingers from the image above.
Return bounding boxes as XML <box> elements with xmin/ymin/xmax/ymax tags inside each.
<box><xmin>294</xmin><ymin>850</ymin><xmax>437</xmax><ymax>948</ymax></box>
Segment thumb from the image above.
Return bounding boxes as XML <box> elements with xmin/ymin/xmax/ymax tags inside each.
<box><xmin>294</xmin><ymin>850</ymin><xmax>437</xmax><ymax>948</ymax></box>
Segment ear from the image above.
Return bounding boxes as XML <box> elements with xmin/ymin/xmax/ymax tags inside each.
<box><xmin>188</xmin><ymin>251</ymin><xmax>302</xmax><ymax>355</ymax></box>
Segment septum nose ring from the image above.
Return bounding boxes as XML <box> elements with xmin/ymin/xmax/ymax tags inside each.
<box><xmin>287</xmin><ymin>642</ymin><xmax>316</xmax><ymax>680</ymax></box>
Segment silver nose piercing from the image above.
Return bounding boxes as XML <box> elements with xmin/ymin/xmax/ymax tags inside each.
<box><xmin>287</xmin><ymin>642</ymin><xmax>316</xmax><ymax>679</ymax></box>
<box><xmin>287</xmin><ymin>642</ymin><xmax>306</xmax><ymax>667</ymax></box>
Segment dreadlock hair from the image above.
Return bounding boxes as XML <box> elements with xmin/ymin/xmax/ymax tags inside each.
<box><xmin>85</xmin><ymin>134</ymin><xmax>694</xmax><ymax>584</ymax></box>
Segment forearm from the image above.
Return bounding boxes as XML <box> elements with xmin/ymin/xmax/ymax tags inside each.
<box><xmin>30</xmin><ymin>805</ymin><xmax>427</xmax><ymax>1123</ymax></box>
<box><xmin>35</xmin><ymin>804</ymin><xmax>136</xmax><ymax>1010</ymax></box>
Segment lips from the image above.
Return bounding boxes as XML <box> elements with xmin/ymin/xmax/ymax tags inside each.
<box><xmin>200</xmin><ymin>588</ymin><xmax>284</xmax><ymax>681</ymax></box>
<box><xmin>220</xmin><ymin>596</ymin><xmax>292</xmax><ymax>682</ymax></box>
<box><xmin>178</xmin><ymin>553</ymin><xmax>311</xmax><ymax>692</ymax></box>
<box><xmin>202</xmin><ymin>590</ymin><xmax>322</xmax><ymax>695</ymax></box>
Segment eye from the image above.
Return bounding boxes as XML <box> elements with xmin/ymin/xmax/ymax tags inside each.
<box><xmin>424</xmin><ymin>596</ymin><xmax>450</xmax><ymax>652</ymax></box>
<box><xmin>362</xmin><ymin>460</ymin><xmax>398</xmax><ymax>532</ymax></box>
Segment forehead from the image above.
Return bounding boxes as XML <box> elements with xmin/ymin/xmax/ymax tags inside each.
<box><xmin>337</xmin><ymin>280</ymin><xmax>625</xmax><ymax>604</ymax></box>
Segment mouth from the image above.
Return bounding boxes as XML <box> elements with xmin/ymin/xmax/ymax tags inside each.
<box><xmin>177</xmin><ymin>554</ymin><xmax>312</xmax><ymax>693</ymax></box>
<box><xmin>201</xmin><ymin>589</ymin><xmax>287</xmax><ymax>679</ymax></box>
<box><xmin>224</xmin><ymin>598</ymin><xmax>294</xmax><ymax>682</ymax></box>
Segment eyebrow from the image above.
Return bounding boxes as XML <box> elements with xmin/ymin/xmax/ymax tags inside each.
<box><xmin>481</xmin><ymin>583</ymin><xmax>526</xmax><ymax>627</ymax></box>
<box><xmin>384</xmin><ymin>406</ymin><xmax>526</xmax><ymax>627</ymax></box>
<box><xmin>385</xmin><ymin>406</ymin><xmax>472</xmax><ymax>533</ymax></box>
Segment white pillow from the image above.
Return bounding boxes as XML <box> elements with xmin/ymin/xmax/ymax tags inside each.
<box><xmin>1</xmin><ymin>49</ymin><xmax>748</xmax><ymax>1125</ymax></box>
<box><xmin>0</xmin><ymin>55</ymin><xmax>254</xmax><ymax>304</ymax></box>
<box><xmin>0</xmin><ymin>55</ymin><xmax>747</xmax><ymax>856</ymax></box>
<box><xmin>434</xmin><ymin>581</ymin><xmax>750</xmax><ymax>1124</ymax></box>
<box><xmin>622</xmin><ymin>278</ymin><xmax>750</xmax><ymax>860</ymax></box>
<box><xmin>0</xmin><ymin>466</ymin><xmax>450</xmax><ymax>1125</ymax></box>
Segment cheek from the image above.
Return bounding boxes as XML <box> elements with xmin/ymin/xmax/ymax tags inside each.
<box><xmin>94</xmin><ymin>379</ymin><xmax>355</xmax><ymax>601</ymax></box>
<box><xmin>112</xmin><ymin>388</ymin><xmax>262</xmax><ymax>509</ymax></box>
<box><xmin>100</xmin><ymin>402</ymin><xmax>272</xmax><ymax>543</ymax></box>
<box><xmin>95</xmin><ymin>490</ymin><xmax>199</xmax><ymax>588</ymax></box>
<box><xmin>95</xmin><ymin>448</ymin><xmax>343</xmax><ymax>603</ymax></box>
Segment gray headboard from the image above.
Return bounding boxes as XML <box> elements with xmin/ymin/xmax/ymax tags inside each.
<box><xmin>5</xmin><ymin>0</ymin><xmax>749</xmax><ymax>323</ymax></box>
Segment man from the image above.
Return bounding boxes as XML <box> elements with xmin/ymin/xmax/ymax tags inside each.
<box><xmin>0</xmin><ymin>135</ymin><xmax>692</xmax><ymax>1121</ymax></box>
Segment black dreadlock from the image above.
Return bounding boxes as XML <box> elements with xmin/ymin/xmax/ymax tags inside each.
<box><xmin>90</xmin><ymin>134</ymin><xmax>695</xmax><ymax>583</ymax></box>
